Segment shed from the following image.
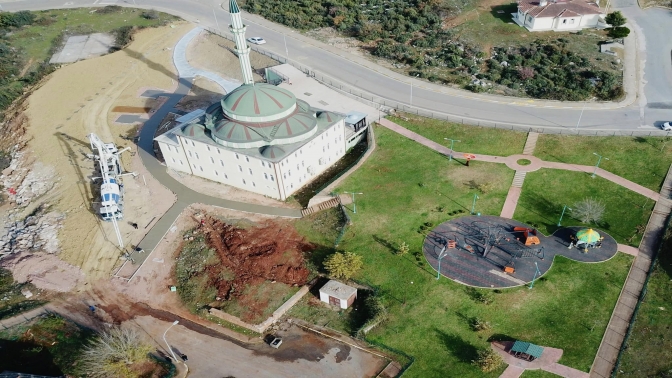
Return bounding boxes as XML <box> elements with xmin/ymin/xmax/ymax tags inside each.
<box><xmin>319</xmin><ymin>280</ymin><xmax>357</xmax><ymax>309</ymax></box>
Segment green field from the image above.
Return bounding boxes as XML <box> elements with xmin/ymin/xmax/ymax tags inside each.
<box><xmin>514</xmin><ymin>169</ymin><xmax>653</xmax><ymax>246</ymax></box>
<box><xmin>293</xmin><ymin>126</ymin><xmax>631</xmax><ymax>376</ymax></box>
<box><xmin>535</xmin><ymin>134</ymin><xmax>672</xmax><ymax>192</ymax></box>
<box><xmin>616</xmin><ymin>229</ymin><xmax>672</xmax><ymax>376</ymax></box>
<box><xmin>389</xmin><ymin>114</ymin><xmax>527</xmax><ymax>156</ymax></box>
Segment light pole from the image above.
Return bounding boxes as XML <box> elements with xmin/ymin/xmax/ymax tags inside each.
<box><xmin>444</xmin><ymin>138</ymin><xmax>461</xmax><ymax>161</ymax></box>
<box><xmin>591</xmin><ymin>152</ymin><xmax>609</xmax><ymax>178</ymax></box>
<box><xmin>409</xmin><ymin>74</ymin><xmax>419</xmax><ymax>106</ymax></box>
<box><xmin>471</xmin><ymin>194</ymin><xmax>479</xmax><ymax>215</ymax></box>
<box><xmin>529</xmin><ymin>262</ymin><xmax>541</xmax><ymax>289</ymax></box>
<box><xmin>344</xmin><ymin>191</ymin><xmax>363</xmax><ymax>214</ymax></box>
<box><xmin>436</xmin><ymin>245</ymin><xmax>448</xmax><ymax>280</ymax></box>
<box><xmin>557</xmin><ymin>205</ymin><xmax>571</xmax><ymax>227</ymax></box>
<box><xmin>162</xmin><ymin>320</ymin><xmax>179</xmax><ymax>362</ymax></box>
<box><xmin>575</xmin><ymin>103</ymin><xmax>586</xmax><ymax>132</ymax></box>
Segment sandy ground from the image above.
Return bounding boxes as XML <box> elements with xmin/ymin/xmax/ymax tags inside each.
<box><xmin>20</xmin><ymin>23</ymin><xmax>194</xmax><ymax>282</ymax></box>
<box><xmin>186</xmin><ymin>30</ymin><xmax>278</xmax><ymax>82</ymax></box>
<box><xmin>167</xmin><ymin>168</ymin><xmax>300</xmax><ymax>209</ymax></box>
<box><xmin>174</xmin><ymin>76</ymin><xmax>225</xmax><ymax>112</ymax></box>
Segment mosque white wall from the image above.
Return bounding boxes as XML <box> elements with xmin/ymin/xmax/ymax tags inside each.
<box><xmin>158</xmin><ymin>141</ymin><xmax>192</xmax><ymax>174</ymax></box>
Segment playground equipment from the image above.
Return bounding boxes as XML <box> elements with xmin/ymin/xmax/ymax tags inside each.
<box><xmin>513</xmin><ymin>227</ymin><xmax>541</xmax><ymax>246</ymax></box>
<box><xmin>570</xmin><ymin>228</ymin><xmax>603</xmax><ymax>252</ymax></box>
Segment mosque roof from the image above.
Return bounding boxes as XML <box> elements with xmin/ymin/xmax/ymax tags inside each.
<box><xmin>316</xmin><ymin>111</ymin><xmax>342</xmax><ymax>127</ymax></box>
<box><xmin>182</xmin><ymin>123</ymin><xmax>206</xmax><ymax>138</ymax></box>
<box><xmin>211</xmin><ymin>111</ymin><xmax>318</xmax><ymax>148</ymax></box>
<box><xmin>297</xmin><ymin>99</ymin><xmax>311</xmax><ymax>113</ymax></box>
<box><xmin>221</xmin><ymin>83</ymin><xmax>297</xmax><ymax>122</ymax></box>
<box><xmin>259</xmin><ymin>145</ymin><xmax>286</xmax><ymax>159</ymax></box>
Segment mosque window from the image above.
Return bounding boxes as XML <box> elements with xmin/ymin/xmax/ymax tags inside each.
<box><xmin>270</xmin><ymin>175</ymin><xmax>274</xmax><ymax>182</ymax></box>
<box><xmin>195</xmin><ymin>152</ymin><xmax>199</xmax><ymax>159</ymax></box>
<box><xmin>219</xmin><ymin>160</ymin><xmax>224</xmax><ymax>166</ymax></box>
<box><xmin>295</xmin><ymin>153</ymin><xmax>297</xmax><ymax>158</ymax></box>
<box><xmin>322</xmin><ymin>147</ymin><xmax>325</xmax><ymax>152</ymax></box>
<box><xmin>207</xmin><ymin>146</ymin><xmax>211</xmax><ymax>151</ymax></box>
<box><xmin>191</xmin><ymin>141</ymin><xmax>195</xmax><ymax>147</ymax></box>
<box><xmin>235</xmin><ymin>153</ymin><xmax>239</xmax><ymax>160</ymax></box>
<box><xmin>188</xmin><ymin>151</ymin><xmax>193</xmax><ymax>157</ymax></box>
<box><xmin>214</xmin><ymin>171</ymin><xmax>219</xmax><ymax>176</ymax></box>
<box><xmin>224</xmin><ymin>173</ymin><xmax>228</xmax><ymax>179</ymax></box>
<box><xmin>264</xmin><ymin>173</ymin><xmax>268</xmax><ymax>180</ymax></box>
<box><xmin>199</xmin><ymin>166</ymin><xmax>204</xmax><ymax>172</ymax></box>
<box><xmin>242</xmin><ymin>179</ymin><xmax>246</xmax><ymax>185</ymax></box>
<box><xmin>192</xmin><ymin>164</ymin><xmax>197</xmax><ymax>169</ymax></box>
<box><xmin>296</xmin><ymin>164</ymin><xmax>299</xmax><ymax>170</ymax></box>
<box><xmin>238</xmin><ymin>165</ymin><xmax>242</xmax><ymax>172</ymax></box>
<box><xmin>171</xmin><ymin>158</ymin><xmax>176</xmax><ymax>163</ymax></box>
<box><xmin>210</xmin><ymin>157</ymin><xmax>214</xmax><ymax>164</ymax></box>
<box><xmin>249</xmin><ymin>168</ymin><xmax>253</xmax><ymax>175</ymax></box>
<box><xmin>253</xmin><ymin>182</ymin><xmax>256</xmax><ymax>187</ymax></box>
<box><xmin>288</xmin><ymin>170</ymin><xmax>291</xmax><ymax>176</ymax></box>
<box><xmin>283</xmin><ymin>173</ymin><xmax>286</xmax><ymax>179</ymax></box>
<box><xmin>261</xmin><ymin>161</ymin><xmax>265</xmax><ymax>167</ymax></box>
<box><xmin>179</xmin><ymin>160</ymin><xmax>184</xmax><ymax>165</ymax></box>
<box><xmin>217</xmin><ymin>148</ymin><xmax>221</xmax><ymax>154</ymax></box>
<box><xmin>246</xmin><ymin>156</ymin><xmax>250</xmax><ymax>162</ymax></box>
<box><xmin>302</xmin><ymin>161</ymin><xmax>304</xmax><ymax>167</ymax></box>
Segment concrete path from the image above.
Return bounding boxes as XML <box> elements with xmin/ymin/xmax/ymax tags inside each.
<box><xmin>493</xmin><ymin>341</ymin><xmax>589</xmax><ymax>378</ymax></box>
<box><xmin>590</xmin><ymin>167</ymin><xmax>672</xmax><ymax>377</ymax></box>
<box><xmin>501</xmin><ymin>132</ymin><xmax>538</xmax><ymax>218</ymax></box>
<box><xmin>116</xmin><ymin>28</ymin><xmax>302</xmax><ymax>280</ymax></box>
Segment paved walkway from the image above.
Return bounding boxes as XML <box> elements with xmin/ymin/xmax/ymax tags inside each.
<box><xmin>501</xmin><ymin>132</ymin><xmax>538</xmax><ymax>218</ymax></box>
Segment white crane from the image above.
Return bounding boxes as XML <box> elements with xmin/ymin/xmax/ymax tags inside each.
<box><xmin>87</xmin><ymin>133</ymin><xmax>136</xmax><ymax>250</ymax></box>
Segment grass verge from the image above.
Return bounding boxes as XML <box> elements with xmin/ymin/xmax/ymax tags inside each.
<box><xmin>388</xmin><ymin>113</ymin><xmax>527</xmax><ymax>156</ymax></box>
<box><xmin>514</xmin><ymin>169</ymin><xmax>654</xmax><ymax>246</ymax></box>
<box><xmin>0</xmin><ymin>268</ymin><xmax>47</xmax><ymax>320</ymax></box>
<box><xmin>615</xmin><ymin>228</ymin><xmax>672</xmax><ymax>376</ymax></box>
<box><xmin>535</xmin><ymin>134</ymin><xmax>672</xmax><ymax>192</ymax></box>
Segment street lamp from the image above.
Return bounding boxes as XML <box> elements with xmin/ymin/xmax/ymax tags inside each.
<box><xmin>529</xmin><ymin>262</ymin><xmax>541</xmax><ymax>289</ymax></box>
<box><xmin>162</xmin><ymin>320</ymin><xmax>179</xmax><ymax>362</ymax></box>
<box><xmin>444</xmin><ymin>138</ymin><xmax>461</xmax><ymax>161</ymax></box>
<box><xmin>436</xmin><ymin>245</ymin><xmax>448</xmax><ymax>280</ymax></box>
<box><xmin>557</xmin><ymin>205</ymin><xmax>571</xmax><ymax>227</ymax></box>
<box><xmin>591</xmin><ymin>152</ymin><xmax>609</xmax><ymax>178</ymax></box>
<box><xmin>471</xmin><ymin>194</ymin><xmax>479</xmax><ymax>215</ymax></box>
<box><xmin>409</xmin><ymin>74</ymin><xmax>419</xmax><ymax>106</ymax></box>
<box><xmin>343</xmin><ymin>191</ymin><xmax>363</xmax><ymax>214</ymax></box>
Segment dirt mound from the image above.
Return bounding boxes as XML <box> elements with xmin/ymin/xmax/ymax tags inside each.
<box><xmin>200</xmin><ymin>216</ymin><xmax>311</xmax><ymax>301</ymax></box>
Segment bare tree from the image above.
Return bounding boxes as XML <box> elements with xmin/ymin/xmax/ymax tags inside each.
<box><xmin>572</xmin><ymin>198</ymin><xmax>605</xmax><ymax>224</ymax></box>
<box><xmin>80</xmin><ymin>327</ymin><xmax>153</xmax><ymax>378</ymax></box>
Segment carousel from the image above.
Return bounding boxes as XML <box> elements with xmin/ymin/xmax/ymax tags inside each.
<box><xmin>569</xmin><ymin>228</ymin><xmax>604</xmax><ymax>253</ymax></box>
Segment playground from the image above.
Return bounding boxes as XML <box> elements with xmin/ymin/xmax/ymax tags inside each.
<box><xmin>423</xmin><ymin>215</ymin><xmax>618</xmax><ymax>288</ymax></box>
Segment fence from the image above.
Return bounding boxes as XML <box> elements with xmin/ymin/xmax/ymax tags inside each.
<box><xmin>202</xmin><ymin>27</ymin><xmax>671</xmax><ymax>137</ymax></box>
<box><xmin>610</xmin><ymin>215</ymin><xmax>671</xmax><ymax>376</ymax></box>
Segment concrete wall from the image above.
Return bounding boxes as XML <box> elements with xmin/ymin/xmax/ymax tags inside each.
<box><xmin>158</xmin><ymin>141</ymin><xmax>192</xmax><ymax>174</ymax></box>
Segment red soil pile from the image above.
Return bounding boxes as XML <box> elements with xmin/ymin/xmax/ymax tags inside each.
<box><xmin>200</xmin><ymin>216</ymin><xmax>312</xmax><ymax>301</ymax></box>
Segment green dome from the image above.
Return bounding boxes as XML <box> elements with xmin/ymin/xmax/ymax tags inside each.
<box><xmin>259</xmin><ymin>145</ymin><xmax>286</xmax><ymax>160</ymax></box>
<box><xmin>297</xmin><ymin>99</ymin><xmax>311</xmax><ymax>113</ymax></box>
<box><xmin>182</xmin><ymin>123</ymin><xmax>206</xmax><ymax>138</ymax></box>
<box><xmin>211</xmin><ymin>112</ymin><xmax>317</xmax><ymax>148</ymax></box>
<box><xmin>221</xmin><ymin>83</ymin><xmax>297</xmax><ymax>123</ymax></box>
<box><xmin>272</xmin><ymin>112</ymin><xmax>317</xmax><ymax>142</ymax></box>
<box><xmin>316</xmin><ymin>111</ymin><xmax>341</xmax><ymax>127</ymax></box>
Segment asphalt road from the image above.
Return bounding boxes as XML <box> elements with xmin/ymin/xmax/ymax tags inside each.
<box><xmin>1</xmin><ymin>0</ymin><xmax>670</xmax><ymax>131</ymax></box>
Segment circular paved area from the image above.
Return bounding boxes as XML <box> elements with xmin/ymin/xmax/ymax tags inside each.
<box><xmin>423</xmin><ymin>215</ymin><xmax>618</xmax><ymax>288</ymax></box>
<box><xmin>504</xmin><ymin>154</ymin><xmax>544</xmax><ymax>172</ymax></box>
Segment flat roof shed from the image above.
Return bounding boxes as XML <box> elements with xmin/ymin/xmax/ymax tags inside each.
<box><xmin>319</xmin><ymin>280</ymin><xmax>357</xmax><ymax>309</ymax></box>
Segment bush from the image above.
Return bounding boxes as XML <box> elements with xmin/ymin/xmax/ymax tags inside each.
<box><xmin>608</xmin><ymin>26</ymin><xmax>630</xmax><ymax>38</ymax></box>
<box><xmin>141</xmin><ymin>10</ymin><xmax>159</xmax><ymax>20</ymax></box>
<box><xmin>472</xmin><ymin>348</ymin><xmax>504</xmax><ymax>372</ymax></box>
<box><xmin>113</xmin><ymin>25</ymin><xmax>136</xmax><ymax>47</ymax></box>
<box><xmin>80</xmin><ymin>327</ymin><xmax>153</xmax><ymax>378</ymax></box>
<box><xmin>96</xmin><ymin>5</ymin><xmax>123</xmax><ymax>14</ymax></box>
<box><xmin>0</xmin><ymin>11</ymin><xmax>36</xmax><ymax>28</ymax></box>
<box><xmin>324</xmin><ymin>251</ymin><xmax>363</xmax><ymax>280</ymax></box>
<box><xmin>573</xmin><ymin>198</ymin><xmax>605</xmax><ymax>224</ymax></box>
<box><xmin>605</xmin><ymin>11</ymin><xmax>626</xmax><ymax>27</ymax></box>
<box><xmin>469</xmin><ymin>317</ymin><xmax>492</xmax><ymax>331</ymax></box>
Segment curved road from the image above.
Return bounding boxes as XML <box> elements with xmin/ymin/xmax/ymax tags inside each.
<box><xmin>1</xmin><ymin>0</ymin><xmax>670</xmax><ymax>131</ymax></box>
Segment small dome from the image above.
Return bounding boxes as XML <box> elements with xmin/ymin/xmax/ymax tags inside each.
<box><xmin>221</xmin><ymin>83</ymin><xmax>297</xmax><ymax>123</ymax></box>
<box><xmin>259</xmin><ymin>145</ymin><xmax>286</xmax><ymax>160</ymax></box>
<box><xmin>212</xmin><ymin>118</ymin><xmax>266</xmax><ymax>148</ymax></box>
<box><xmin>316</xmin><ymin>111</ymin><xmax>341</xmax><ymax>126</ymax></box>
<box><xmin>271</xmin><ymin>112</ymin><xmax>318</xmax><ymax>142</ymax></box>
<box><xmin>297</xmin><ymin>99</ymin><xmax>311</xmax><ymax>113</ymax></box>
<box><xmin>182</xmin><ymin>123</ymin><xmax>206</xmax><ymax>138</ymax></box>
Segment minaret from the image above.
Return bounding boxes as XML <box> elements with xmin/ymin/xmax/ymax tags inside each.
<box><xmin>229</xmin><ymin>0</ymin><xmax>255</xmax><ymax>85</ymax></box>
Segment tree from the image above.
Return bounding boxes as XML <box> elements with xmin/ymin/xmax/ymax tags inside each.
<box><xmin>324</xmin><ymin>251</ymin><xmax>363</xmax><ymax>280</ymax></box>
<box><xmin>518</xmin><ymin>66</ymin><xmax>536</xmax><ymax>80</ymax></box>
<box><xmin>472</xmin><ymin>348</ymin><xmax>504</xmax><ymax>372</ymax></box>
<box><xmin>80</xmin><ymin>327</ymin><xmax>153</xmax><ymax>378</ymax></box>
<box><xmin>572</xmin><ymin>198</ymin><xmax>605</xmax><ymax>224</ymax></box>
<box><xmin>397</xmin><ymin>241</ymin><xmax>410</xmax><ymax>256</ymax></box>
<box><xmin>608</xmin><ymin>26</ymin><xmax>631</xmax><ymax>38</ymax></box>
<box><xmin>605</xmin><ymin>11</ymin><xmax>626</xmax><ymax>27</ymax></box>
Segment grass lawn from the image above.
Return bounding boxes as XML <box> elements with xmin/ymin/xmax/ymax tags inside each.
<box><xmin>514</xmin><ymin>169</ymin><xmax>653</xmax><ymax>246</ymax></box>
<box><xmin>11</xmin><ymin>7</ymin><xmax>176</xmax><ymax>74</ymax></box>
<box><xmin>293</xmin><ymin>125</ymin><xmax>631</xmax><ymax>376</ymax></box>
<box><xmin>521</xmin><ymin>370</ymin><xmax>563</xmax><ymax>377</ymax></box>
<box><xmin>616</xmin><ymin>230</ymin><xmax>672</xmax><ymax>377</ymax></box>
<box><xmin>389</xmin><ymin>113</ymin><xmax>527</xmax><ymax>156</ymax></box>
<box><xmin>219</xmin><ymin>281</ymin><xmax>299</xmax><ymax>324</ymax></box>
<box><xmin>535</xmin><ymin>134</ymin><xmax>672</xmax><ymax>192</ymax></box>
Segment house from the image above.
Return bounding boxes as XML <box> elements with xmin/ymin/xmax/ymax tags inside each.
<box><xmin>319</xmin><ymin>280</ymin><xmax>357</xmax><ymax>309</ymax></box>
<box><xmin>513</xmin><ymin>0</ymin><xmax>605</xmax><ymax>32</ymax></box>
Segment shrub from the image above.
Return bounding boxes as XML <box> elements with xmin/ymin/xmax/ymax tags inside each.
<box><xmin>573</xmin><ymin>198</ymin><xmax>606</xmax><ymax>224</ymax></box>
<box><xmin>469</xmin><ymin>317</ymin><xmax>492</xmax><ymax>331</ymax></box>
<box><xmin>141</xmin><ymin>10</ymin><xmax>159</xmax><ymax>20</ymax></box>
<box><xmin>397</xmin><ymin>241</ymin><xmax>410</xmax><ymax>256</ymax></box>
<box><xmin>608</xmin><ymin>26</ymin><xmax>630</xmax><ymax>38</ymax></box>
<box><xmin>324</xmin><ymin>251</ymin><xmax>363</xmax><ymax>280</ymax></box>
<box><xmin>113</xmin><ymin>25</ymin><xmax>136</xmax><ymax>47</ymax></box>
<box><xmin>472</xmin><ymin>348</ymin><xmax>504</xmax><ymax>372</ymax></box>
<box><xmin>0</xmin><ymin>11</ymin><xmax>36</xmax><ymax>28</ymax></box>
<box><xmin>96</xmin><ymin>5</ymin><xmax>123</xmax><ymax>14</ymax></box>
<box><xmin>80</xmin><ymin>327</ymin><xmax>153</xmax><ymax>378</ymax></box>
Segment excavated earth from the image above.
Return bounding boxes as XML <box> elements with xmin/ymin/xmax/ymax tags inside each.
<box><xmin>199</xmin><ymin>216</ymin><xmax>311</xmax><ymax>314</ymax></box>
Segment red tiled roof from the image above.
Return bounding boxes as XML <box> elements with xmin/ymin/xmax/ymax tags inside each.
<box><xmin>518</xmin><ymin>0</ymin><xmax>602</xmax><ymax>18</ymax></box>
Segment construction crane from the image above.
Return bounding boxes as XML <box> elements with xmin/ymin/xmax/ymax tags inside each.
<box><xmin>87</xmin><ymin>133</ymin><xmax>136</xmax><ymax>249</ymax></box>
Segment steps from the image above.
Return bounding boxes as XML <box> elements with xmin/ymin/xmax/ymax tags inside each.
<box><xmin>523</xmin><ymin>132</ymin><xmax>539</xmax><ymax>155</ymax></box>
<box><xmin>301</xmin><ymin>197</ymin><xmax>341</xmax><ymax>216</ymax></box>
<box><xmin>512</xmin><ymin>171</ymin><xmax>527</xmax><ymax>188</ymax></box>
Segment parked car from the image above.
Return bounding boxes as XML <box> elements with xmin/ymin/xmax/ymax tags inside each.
<box><xmin>661</xmin><ymin>121</ymin><xmax>672</xmax><ymax>131</ymax></box>
<box><xmin>247</xmin><ymin>37</ymin><xmax>266</xmax><ymax>45</ymax></box>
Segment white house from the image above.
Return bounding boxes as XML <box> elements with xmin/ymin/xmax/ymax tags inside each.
<box><xmin>319</xmin><ymin>280</ymin><xmax>357</xmax><ymax>309</ymax></box>
<box><xmin>513</xmin><ymin>0</ymin><xmax>604</xmax><ymax>32</ymax></box>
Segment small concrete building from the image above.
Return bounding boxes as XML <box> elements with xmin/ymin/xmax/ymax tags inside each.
<box><xmin>319</xmin><ymin>280</ymin><xmax>357</xmax><ymax>309</ymax></box>
<box><xmin>513</xmin><ymin>0</ymin><xmax>604</xmax><ymax>32</ymax></box>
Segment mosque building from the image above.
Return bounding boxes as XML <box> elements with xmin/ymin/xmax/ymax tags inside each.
<box><xmin>154</xmin><ymin>0</ymin><xmax>368</xmax><ymax>201</ymax></box>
